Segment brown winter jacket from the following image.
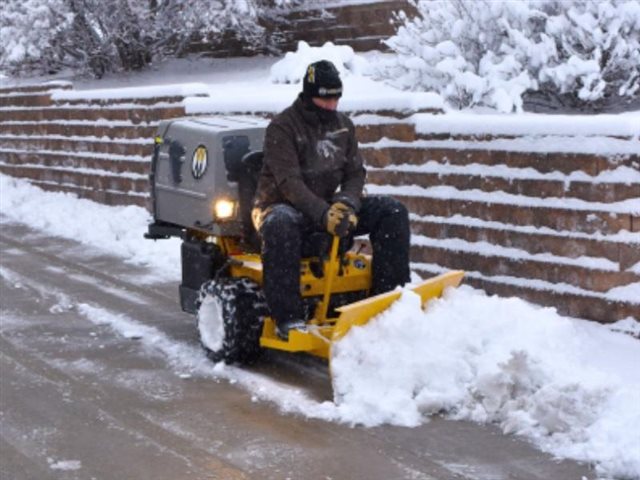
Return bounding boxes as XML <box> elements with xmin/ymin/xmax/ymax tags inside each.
<box><xmin>253</xmin><ymin>94</ymin><xmax>366</xmax><ymax>227</ymax></box>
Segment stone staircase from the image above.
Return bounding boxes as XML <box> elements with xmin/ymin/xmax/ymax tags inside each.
<box><xmin>356</xmin><ymin>115</ymin><xmax>639</xmax><ymax>322</ymax></box>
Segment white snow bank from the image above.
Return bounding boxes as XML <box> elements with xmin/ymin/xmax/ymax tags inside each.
<box><xmin>331</xmin><ymin>286</ymin><xmax>640</xmax><ymax>479</ymax></box>
<box><xmin>413</xmin><ymin>111</ymin><xmax>640</xmax><ymax>138</ymax></box>
<box><xmin>0</xmin><ymin>175</ymin><xmax>179</xmax><ymax>282</ymax></box>
<box><xmin>51</xmin><ymin>83</ymin><xmax>210</xmax><ymax>101</ymax></box>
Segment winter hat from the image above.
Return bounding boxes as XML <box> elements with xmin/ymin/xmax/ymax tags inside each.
<box><xmin>302</xmin><ymin>60</ymin><xmax>343</xmax><ymax>98</ymax></box>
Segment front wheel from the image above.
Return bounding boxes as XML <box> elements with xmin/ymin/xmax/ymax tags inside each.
<box><xmin>196</xmin><ymin>277</ymin><xmax>268</xmax><ymax>365</ymax></box>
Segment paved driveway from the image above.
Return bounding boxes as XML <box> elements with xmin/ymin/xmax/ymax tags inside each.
<box><xmin>0</xmin><ymin>220</ymin><xmax>595</xmax><ymax>480</ymax></box>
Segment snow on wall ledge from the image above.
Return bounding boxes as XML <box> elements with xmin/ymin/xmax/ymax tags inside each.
<box><xmin>50</xmin><ymin>83</ymin><xmax>211</xmax><ymax>101</ymax></box>
<box><xmin>413</xmin><ymin>111</ymin><xmax>640</xmax><ymax>139</ymax></box>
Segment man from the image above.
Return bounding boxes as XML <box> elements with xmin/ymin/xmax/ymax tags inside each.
<box><xmin>252</xmin><ymin>60</ymin><xmax>410</xmax><ymax>340</ymax></box>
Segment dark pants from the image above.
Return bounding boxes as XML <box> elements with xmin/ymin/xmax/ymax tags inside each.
<box><xmin>257</xmin><ymin>196</ymin><xmax>411</xmax><ymax>326</ymax></box>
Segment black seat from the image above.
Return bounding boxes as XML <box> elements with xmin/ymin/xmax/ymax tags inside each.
<box><xmin>237</xmin><ymin>151</ymin><xmax>264</xmax><ymax>251</ymax></box>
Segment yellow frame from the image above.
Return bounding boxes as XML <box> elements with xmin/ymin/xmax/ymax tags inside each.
<box><xmin>217</xmin><ymin>236</ymin><xmax>464</xmax><ymax>360</ymax></box>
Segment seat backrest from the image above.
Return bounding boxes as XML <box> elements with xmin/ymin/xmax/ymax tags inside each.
<box><xmin>237</xmin><ymin>151</ymin><xmax>264</xmax><ymax>250</ymax></box>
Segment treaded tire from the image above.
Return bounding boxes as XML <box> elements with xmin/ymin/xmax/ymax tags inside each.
<box><xmin>196</xmin><ymin>277</ymin><xmax>268</xmax><ymax>365</ymax></box>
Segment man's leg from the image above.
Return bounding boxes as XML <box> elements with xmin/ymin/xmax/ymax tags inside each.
<box><xmin>257</xmin><ymin>204</ymin><xmax>306</xmax><ymax>338</ymax></box>
<box><xmin>356</xmin><ymin>196</ymin><xmax>411</xmax><ymax>295</ymax></box>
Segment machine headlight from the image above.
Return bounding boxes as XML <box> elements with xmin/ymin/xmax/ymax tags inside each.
<box><xmin>213</xmin><ymin>199</ymin><xmax>236</xmax><ymax>220</ymax></box>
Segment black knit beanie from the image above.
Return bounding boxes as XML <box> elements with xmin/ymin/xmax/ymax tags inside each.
<box><xmin>302</xmin><ymin>60</ymin><xmax>343</xmax><ymax>98</ymax></box>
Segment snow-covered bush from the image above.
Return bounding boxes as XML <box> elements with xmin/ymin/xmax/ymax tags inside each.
<box><xmin>270</xmin><ymin>41</ymin><xmax>369</xmax><ymax>84</ymax></box>
<box><xmin>380</xmin><ymin>0</ymin><xmax>640</xmax><ymax>112</ymax></box>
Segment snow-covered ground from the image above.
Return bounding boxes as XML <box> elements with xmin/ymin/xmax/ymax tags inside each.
<box><xmin>1</xmin><ymin>173</ymin><xmax>639</xmax><ymax>479</ymax></box>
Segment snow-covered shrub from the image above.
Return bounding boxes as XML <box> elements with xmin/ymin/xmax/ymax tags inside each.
<box><xmin>270</xmin><ymin>41</ymin><xmax>369</xmax><ymax>84</ymax></box>
<box><xmin>380</xmin><ymin>0</ymin><xmax>640</xmax><ymax>112</ymax></box>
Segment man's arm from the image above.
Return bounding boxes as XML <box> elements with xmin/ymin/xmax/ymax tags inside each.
<box><xmin>263</xmin><ymin>121</ymin><xmax>330</xmax><ymax>225</ymax></box>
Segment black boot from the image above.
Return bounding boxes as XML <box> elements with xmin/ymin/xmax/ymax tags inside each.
<box><xmin>275</xmin><ymin>319</ymin><xmax>307</xmax><ymax>341</ymax></box>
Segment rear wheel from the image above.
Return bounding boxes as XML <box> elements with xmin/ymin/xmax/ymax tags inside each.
<box><xmin>196</xmin><ymin>277</ymin><xmax>268</xmax><ymax>365</ymax></box>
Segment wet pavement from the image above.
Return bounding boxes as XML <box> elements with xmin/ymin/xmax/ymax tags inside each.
<box><xmin>0</xmin><ymin>220</ymin><xmax>597</xmax><ymax>480</ymax></box>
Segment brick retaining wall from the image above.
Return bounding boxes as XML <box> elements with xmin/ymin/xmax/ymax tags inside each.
<box><xmin>0</xmin><ymin>83</ymin><xmax>638</xmax><ymax>323</ymax></box>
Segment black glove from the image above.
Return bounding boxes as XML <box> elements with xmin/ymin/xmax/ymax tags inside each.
<box><xmin>324</xmin><ymin>202</ymin><xmax>358</xmax><ymax>237</ymax></box>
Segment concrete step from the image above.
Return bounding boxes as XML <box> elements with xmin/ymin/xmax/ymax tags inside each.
<box><xmin>0</xmin><ymin>122</ymin><xmax>157</xmax><ymax>140</ymax></box>
<box><xmin>0</xmin><ymin>136</ymin><xmax>153</xmax><ymax>158</ymax></box>
<box><xmin>411</xmin><ymin>240</ymin><xmax>638</xmax><ymax>293</ymax></box>
<box><xmin>0</xmin><ymin>164</ymin><xmax>149</xmax><ymax>195</ymax></box>
<box><xmin>414</xmin><ymin>264</ymin><xmax>637</xmax><ymax>323</ymax></box>
<box><xmin>361</xmin><ymin>145</ymin><xmax>639</xmax><ymax>176</ymax></box>
<box><xmin>367</xmin><ymin>168</ymin><xmax>640</xmax><ymax>202</ymax></box>
<box><xmin>378</xmin><ymin>189</ymin><xmax>637</xmax><ymax>235</ymax></box>
<box><xmin>410</xmin><ymin>216</ymin><xmax>640</xmax><ymax>270</ymax></box>
<box><xmin>0</xmin><ymin>105</ymin><xmax>185</xmax><ymax>123</ymax></box>
<box><xmin>1</xmin><ymin>150</ymin><xmax>150</xmax><ymax>175</ymax></box>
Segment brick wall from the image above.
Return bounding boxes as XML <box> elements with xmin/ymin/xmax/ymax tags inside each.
<box><xmin>0</xmin><ymin>83</ymin><xmax>638</xmax><ymax>323</ymax></box>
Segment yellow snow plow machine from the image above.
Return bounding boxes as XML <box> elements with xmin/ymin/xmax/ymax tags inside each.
<box><xmin>145</xmin><ymin>116</ymin><xmax>464</xmax><ymax>366</ymax></box>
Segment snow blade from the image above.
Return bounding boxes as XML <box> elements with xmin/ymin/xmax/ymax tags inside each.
<box><xmin>260</xmin><ymin>271</ymin><xmax>464</xmax><ymax>360</ymax></box>
<box><xmin>331</xmin><ymin>270</ymin><xmax>465</xmax><ymax>343</ymax></box>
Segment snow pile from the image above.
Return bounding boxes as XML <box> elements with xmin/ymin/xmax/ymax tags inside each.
<box><xmin>269</xmin><ymin>40</ymin><xmax>370</xmax><ymax>84</ymax></box>
<box><xmin>379</xmin><ymin>0</ymin><xmax>640</xmax><ymax>112</ymax></box>
<box><xmin>331</xmin><ymin>287</ymin><xmax>640</xmax><ymax>478</ymax></box>
<box><xmin>0</xmin><ymin>175</ymin><xmax>180</xmax><ymax>281</ymax></box>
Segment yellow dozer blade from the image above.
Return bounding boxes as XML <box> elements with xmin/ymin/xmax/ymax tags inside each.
<box><xmin>260</xmin><ymin>270</ymin><xmax>464</xmax><ymax>360</ymax></box>
<box><xmin>331</xmin><ymin>269</ymin><xmax>465</xmax><ymax>343</ymax></box>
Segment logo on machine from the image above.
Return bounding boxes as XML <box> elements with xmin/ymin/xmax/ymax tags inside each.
<box><xmin>191</xmin><ymin>145</ymin><xmax>208</xmax><ymax>179</ymax></box>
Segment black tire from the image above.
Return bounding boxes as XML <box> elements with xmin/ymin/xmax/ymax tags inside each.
<box><xmin>196</xmin><ymin>277</ymin><xmax>268</xmax><ymax>365</ymax></box>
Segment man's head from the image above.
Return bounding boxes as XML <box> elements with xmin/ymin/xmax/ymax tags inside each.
<box><xmin>303</xmin><ymin>60</ymin><xmax>342</xmax><ymax>111</ymax></box>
